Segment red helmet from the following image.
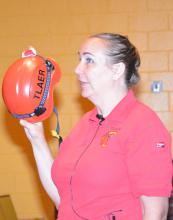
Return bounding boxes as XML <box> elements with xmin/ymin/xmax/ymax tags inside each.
<box><xmin>2</xmin><ymin>48</ymin><xmax>61</xmax><ymax>123</ymax></box>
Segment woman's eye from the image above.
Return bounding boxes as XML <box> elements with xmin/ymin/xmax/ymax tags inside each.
<box><xmin>85</xmin><ymin>57</ymin><xmax>94</xmax><ymax>64</ymax></box>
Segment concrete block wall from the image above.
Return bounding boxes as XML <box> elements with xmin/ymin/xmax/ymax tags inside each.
<box><xmin>0</xmin><ymin>0</ymin><xmax>173</xmax><ymax>219</ymax></box>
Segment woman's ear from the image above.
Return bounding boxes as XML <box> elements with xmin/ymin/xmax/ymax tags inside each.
<box><xmin>112</xmin><ymin>62</ymin><xmax>126</xmax><ymax>80</ymax></box>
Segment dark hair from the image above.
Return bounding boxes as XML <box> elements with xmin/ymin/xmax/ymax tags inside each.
<box><xmin>90</xmin><ymin>33</ymin><xmax>140</xmax><ymax>87</ymax></box>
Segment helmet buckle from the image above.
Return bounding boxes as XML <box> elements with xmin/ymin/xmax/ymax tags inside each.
<box><xmin>34</xmin><ymin>106</ymin><xmax>46</xmax><ymax>116</ymax></box>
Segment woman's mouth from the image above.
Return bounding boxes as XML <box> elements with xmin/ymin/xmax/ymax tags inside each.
<box><xmin>79</xmin><ymin>81</ymin><xmax>89</xmax><ymax>86</ymax></box>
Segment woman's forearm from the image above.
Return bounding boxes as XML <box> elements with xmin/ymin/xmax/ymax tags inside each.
<box><xmin>20</xmin><ymin>120</ymin><xmax>60</xmax><ymax>207</ymax></box>
<box><xmin>31</xmin><ymin>138</ymin><xmax>60</xmax><ymax>207</ymax></box>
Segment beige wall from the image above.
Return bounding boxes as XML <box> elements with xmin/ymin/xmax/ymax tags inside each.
<box><xmin>0</xmin><ymin>0</ymin><xmax>173</xmax><ymax>219</ymax></box>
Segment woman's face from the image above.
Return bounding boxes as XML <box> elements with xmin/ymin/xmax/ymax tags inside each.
<box><xmin>75</xmin><ymin>37</ymin><xmax>115</xmax><ymax>101</ymax></box>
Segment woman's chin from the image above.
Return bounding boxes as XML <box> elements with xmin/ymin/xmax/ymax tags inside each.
<box><xmin>81</xmin><ymin>91</ymin><xmax>92</xmax><ymax>100</ymax></box>
<box><xmin>81</xmin><ymin>92</ymin><xmax>89</xmax><ymax>98</ymax></box>
<box><xmin>80</xmin><ymin>89</ymin><xmax>91</xmax><ymax>98</ymax></box>
<box><xmin>81</xmin><ymin>92</ymin><xmax>96</xmax><ymax>104</ymax></box>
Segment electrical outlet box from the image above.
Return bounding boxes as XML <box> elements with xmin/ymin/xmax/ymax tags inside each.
<box><xmin>151</xmin><ymin>81</ymin><xmax>163</xmax><ymax>93</ymax></box>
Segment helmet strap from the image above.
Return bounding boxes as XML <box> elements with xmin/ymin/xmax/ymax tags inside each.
<box><xmin>51</xmin><ymin>106</ymin><xmax>63</xmax><ymax>146</ymax></box>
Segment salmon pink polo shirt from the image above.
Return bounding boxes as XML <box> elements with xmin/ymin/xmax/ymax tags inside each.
<box><xmin>51</xmin><ymin>90</ymin><xmax>172</xmax><ymax>220</ymax></box>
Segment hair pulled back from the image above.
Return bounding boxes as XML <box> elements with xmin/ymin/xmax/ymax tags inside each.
<box><xmin>90</xmin><ymin>33</ymin><xmax>140</xmax><ymax>87</ymax></box>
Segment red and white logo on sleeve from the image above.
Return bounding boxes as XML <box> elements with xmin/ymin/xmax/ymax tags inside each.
<box><xmin>156</xmin><ymin>142</ymin><xmax>165</xmax><ymax>148</ymax></box>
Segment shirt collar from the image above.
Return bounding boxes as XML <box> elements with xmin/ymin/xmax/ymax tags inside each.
<box><xmin>89</xmin><ymin>90</ymin><xmax>137</xmax><ymax>123</ymax></box>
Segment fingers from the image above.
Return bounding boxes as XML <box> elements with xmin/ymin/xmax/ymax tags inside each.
<box><xmin>20</xmin><ymin>119</ymin><xmax>42</xmax><ymax>127</ymax></box>
<box><xmin>19</xmin><ymin>119</ymin><xmax>45</xmax><ymax>142</ymax></box>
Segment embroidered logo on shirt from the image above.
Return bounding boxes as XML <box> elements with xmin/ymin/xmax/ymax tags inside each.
<box><xmin>100</xmin><ymin>130</ymin><xmax>118</xmax><ymax>147</ymax></box>
<box><xmin>156</xmin><ymin>142</ymin><xmax>165</xmax><ymax>148</ymax></box>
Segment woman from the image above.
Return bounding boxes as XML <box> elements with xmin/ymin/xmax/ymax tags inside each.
<box><xmin>20</xmin><ymin>33</ymin><xmax>172</xmax><ymax>220</ymax></box>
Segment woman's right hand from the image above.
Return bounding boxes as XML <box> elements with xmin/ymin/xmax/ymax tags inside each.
<box><xmin>20</xmin><ymin>119</ymin><xmax>45</xmax><ymax>144</ymax></box>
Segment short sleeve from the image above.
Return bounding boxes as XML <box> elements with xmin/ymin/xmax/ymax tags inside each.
<box><xmin>126</xmin><ymin>122</ymin><xmax>172</xmax><ymax>197</ymax></box>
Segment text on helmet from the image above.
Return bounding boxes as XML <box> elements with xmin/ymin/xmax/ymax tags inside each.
<box><xmin>33</xmin><ymin>69</ymin><xmax>45</xmax><ymax>99</ymax></box>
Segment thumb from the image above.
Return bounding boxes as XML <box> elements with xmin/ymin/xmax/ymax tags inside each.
<box><xmin>19</xmin><ymin>119</ymin><xmax>31</xmax><ymax>127</ymax></box>
<box><xmin>20</xmin><ymin>119</ymin><xmax>26</xmax><ymax>126</ymax></box>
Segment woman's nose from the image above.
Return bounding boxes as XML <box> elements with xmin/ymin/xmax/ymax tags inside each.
<box><xmin>75</xmin><ymin>62</ymin><xmax>83</xmax><ymax>75</ymax></box>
